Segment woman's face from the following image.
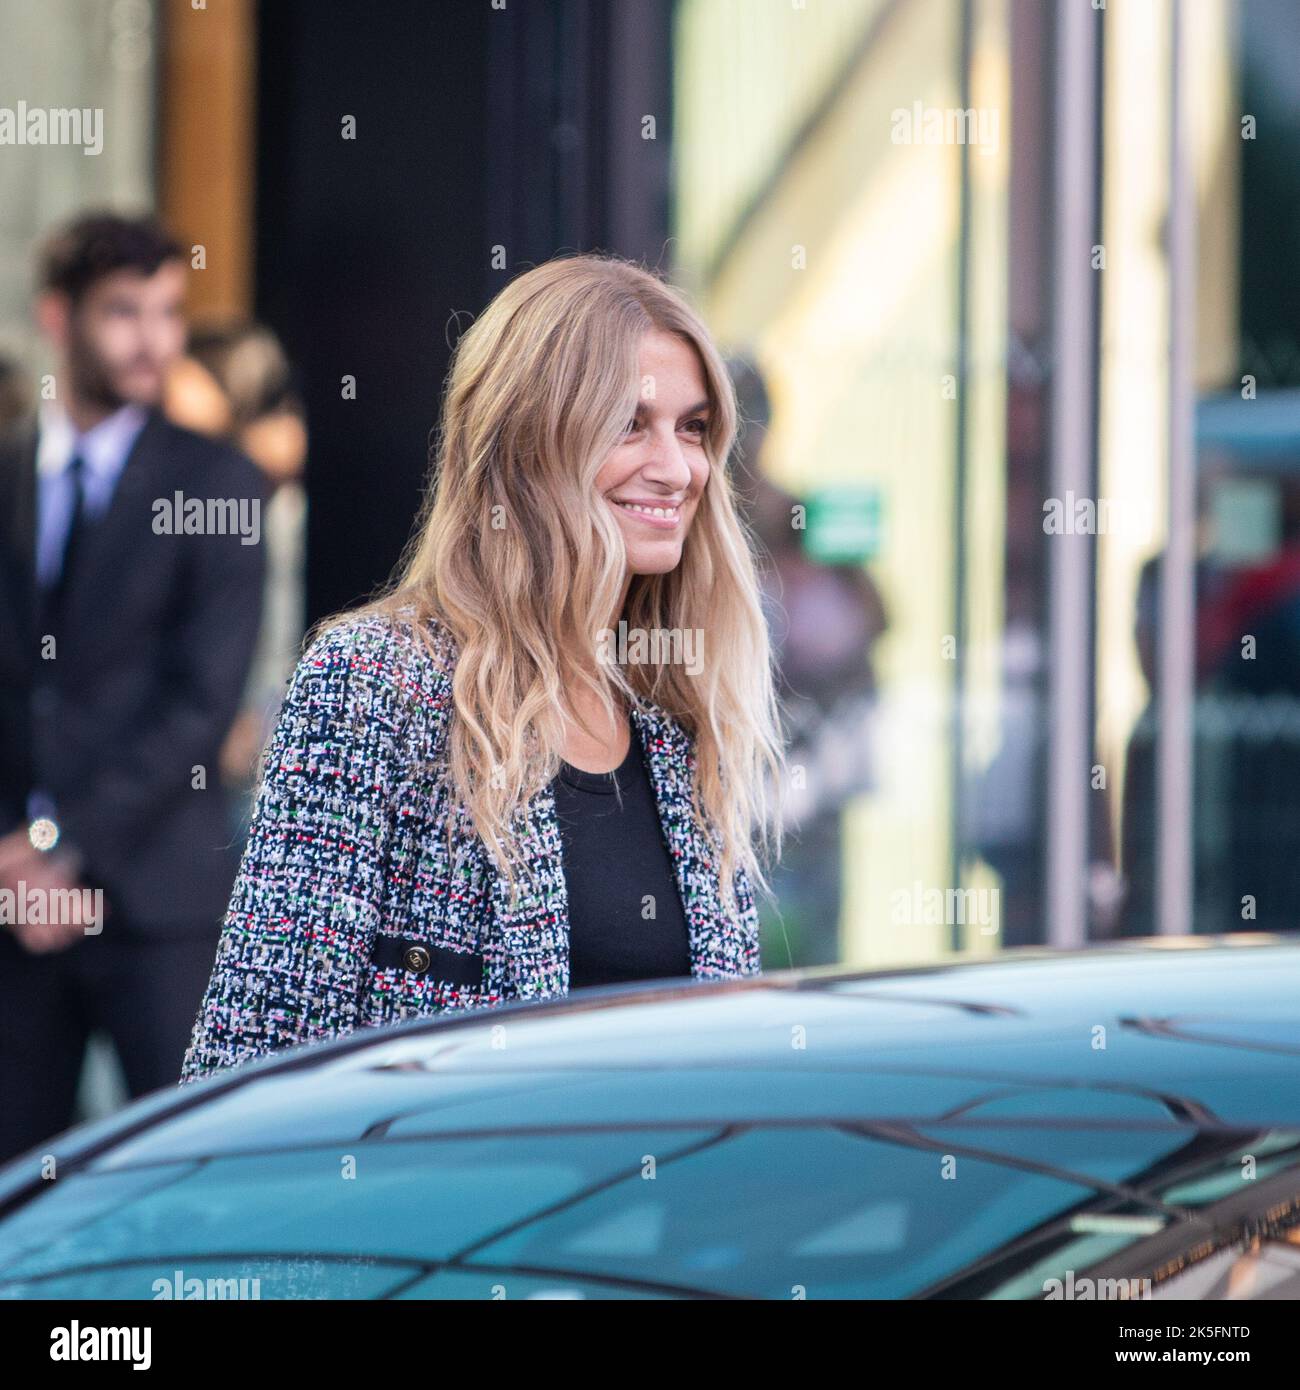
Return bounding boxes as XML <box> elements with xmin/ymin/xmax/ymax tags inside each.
<box><xmin>595</xmin><ymin>328</ymin><xmax>712</xmax><ymax>576</ymax></box>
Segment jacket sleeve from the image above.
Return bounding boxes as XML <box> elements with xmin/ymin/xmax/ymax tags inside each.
<box><xmin>731</xmin><ymin>859</ymin><xmax>763</xmax><ymax>976</ymax></box>
<box><xmin>178</xmin><ymin>617</ymin><xmax>450</xmax><ymax>1083</ymax></box>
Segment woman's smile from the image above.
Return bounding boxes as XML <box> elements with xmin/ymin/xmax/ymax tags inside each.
<box><xmin>612</xmin><ymin>497</ymin><xmax>683</xmax><ymax>529</ymax></box>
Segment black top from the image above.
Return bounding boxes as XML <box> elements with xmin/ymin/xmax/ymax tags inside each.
<box><xmin>551</xmin><ymin>726</ymin><xmax>694</xmax><ymax>989</ymax></box>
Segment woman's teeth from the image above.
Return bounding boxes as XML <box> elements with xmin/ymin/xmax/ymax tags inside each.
<box><xmin>616</xmin><ymin>501</ymin><xmax>678</xmax><ymax>519</ymax></box>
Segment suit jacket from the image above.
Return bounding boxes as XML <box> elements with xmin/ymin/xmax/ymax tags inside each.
<box><xmin>0</xmin><ymin>410</ymin><xmax>267</xmax><ymax>935</ymax></box>
<box><xmin>179</xmin><ymin>610</ymin><xmax>761</xmax><ymax>1081</ymax></box>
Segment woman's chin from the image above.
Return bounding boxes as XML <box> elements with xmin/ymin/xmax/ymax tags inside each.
<box><xmin>625</xmin><ymin>541</ymin><xmax>685</xmax><ymax>576</ymax></box>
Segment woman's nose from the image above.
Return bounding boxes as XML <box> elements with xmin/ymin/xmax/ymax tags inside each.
<box><xmin>638</xmin><ymin>432</ymin><xmax>693</xmax><ymax>491</ymax></box>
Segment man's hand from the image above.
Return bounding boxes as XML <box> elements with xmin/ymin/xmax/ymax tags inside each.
<box><xmin>0</xmin><ymin>828</ymin><xmax>100</xmax><ymax>954</ymax></box>
<box><xmin>0</xmin><ymin>826</ymin><xmax>37</xmax><ymax>886</ymax></box>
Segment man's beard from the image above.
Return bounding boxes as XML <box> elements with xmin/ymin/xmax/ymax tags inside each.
<box><xmin>67</xmin><ymin>330</ymin><xmax>149</xmax><ymax>414</ymax></box>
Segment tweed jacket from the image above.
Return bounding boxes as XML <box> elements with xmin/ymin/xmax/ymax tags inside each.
<box><xmin>179</xmin><ymin>610</ymin><xmax>760</xmax><ymax>1083</ymax></box>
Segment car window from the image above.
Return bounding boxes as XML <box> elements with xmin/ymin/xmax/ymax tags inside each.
<box><xmin>469</xmin><ymin>1126</ymin><xmax>1098</xmax><ymax>1297</ymax></box>
<box><xmin>0</xmin><ymin>1130</ymin><xmax>714</xmax><ymax>1299</ymax></box>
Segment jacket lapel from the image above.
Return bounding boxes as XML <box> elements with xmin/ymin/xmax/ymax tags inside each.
<box><xmin>62</xmin><ymin>411</ymin><xmax>168</xmax><ymax>636</ymax></box>
<box><xmin>0</xmin><ymin>414</ymin><xmax>164</xmax><ymax>651</ymax></box>
<box><xmin>630</xmin><ymin>700</ymin><xmax>746</xmax><ymax>980</ymax></box>
<box><xmin>489</xmin><ymin>779</ymin><xmax>570</xmax><ymax>1003</ymax></box>
<box><xmin>489</xmin><ymin>696</ymin><xmax>745</xmax><ymax>1001</ymax></box>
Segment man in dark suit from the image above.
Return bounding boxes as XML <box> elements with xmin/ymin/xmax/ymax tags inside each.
<box><xmin>0</xmin><ymin>213</ymin><xmax>266</xmax><ymax>1163</ymax></box>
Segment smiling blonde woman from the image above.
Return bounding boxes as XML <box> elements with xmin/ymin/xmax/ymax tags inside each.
<box><xmin>180</xmin><ymin>252</ymin><xmax>787</xmax><ymax>1081</ymax></box>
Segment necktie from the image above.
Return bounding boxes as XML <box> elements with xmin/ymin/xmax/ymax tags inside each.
<box><xmin>42</xmin><ymin>452</ymin><xmax>88</xmax><ymax>635</ymax></box>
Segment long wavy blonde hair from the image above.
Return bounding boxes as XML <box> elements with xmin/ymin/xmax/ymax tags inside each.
<box><xmin>319</xmin><ymin>252</ymin><xmax>786</xmax><ymax>914</ymax></box>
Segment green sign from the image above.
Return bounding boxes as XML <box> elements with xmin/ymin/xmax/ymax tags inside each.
<box><xmin>802</xmin><ymin>485</ymin><xmax>884</xmax><ymax>563</ymax></box>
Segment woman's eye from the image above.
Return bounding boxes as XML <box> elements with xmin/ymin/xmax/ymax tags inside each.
<box><xmin>683</xmin><ymin>418</ymin><xmax>707</xmax><ymax>437</ymax></box>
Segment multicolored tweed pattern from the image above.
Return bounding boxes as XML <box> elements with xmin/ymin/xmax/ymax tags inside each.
<box><xmin>179</xmin><ymin>610</ymin><xmax>760</xmax><ymax>1082</ymax></box>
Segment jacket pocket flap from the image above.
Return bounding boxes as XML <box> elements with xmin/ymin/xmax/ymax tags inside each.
<box><xmin>371</xmin><ymin>934</ymin><xmax>485</xmax><ymax>987</ymax></box>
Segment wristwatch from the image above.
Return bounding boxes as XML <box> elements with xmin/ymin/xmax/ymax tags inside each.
<box><xmin>24</xmin><ymin>794</ymin><xmax>84</xmax><ymax>879</ymax></box>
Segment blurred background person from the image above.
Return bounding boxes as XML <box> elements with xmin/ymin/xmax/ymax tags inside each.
<box><xmin>0</xmin><ymin>211</ymin><xmax>266</xmax><ymax>1164</ymax></box>
<box><xmin>728</xmin><ymin>354</ymin><xmax>889</xmax><ymax>967</ymax></box>
<box><xmin>164</xmin><ymin>321</ymin><xmax>308</xmax><ymax>836</ymax></box>
<box><xmin>0</xmin><ymin>354</ymin><xmax>33</xmax><ymax>430</ymax></box>
<box><xmin>1122</xmin><ymin>484</ymin><xmax>1300</xmax><ymax>938</ymax></box>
